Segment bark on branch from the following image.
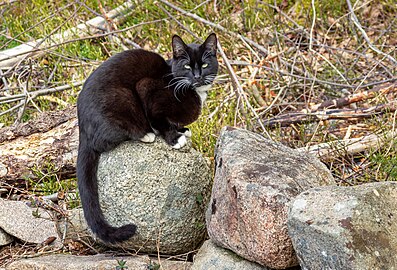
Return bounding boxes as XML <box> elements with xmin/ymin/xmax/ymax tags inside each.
<box><xmin>0</xmin><ymin>107</ymin><xmax>78</xmax><ymax>182</ymax></box>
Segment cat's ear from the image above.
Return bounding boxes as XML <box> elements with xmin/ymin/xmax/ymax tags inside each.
<box><xmin>203</xmin><ymin>33</ymin><xmax>217</xmax><ymax>55</ymax></box>
<box><xmin>172</xmin><ymin>35</ymin><xmax>187</xmax><ymax>58</ymax></box>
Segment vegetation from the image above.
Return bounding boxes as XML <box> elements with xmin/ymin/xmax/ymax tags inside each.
<box><xmin>1</xmin><ymin>0</ymin><xmax>396</xmax><ymax>189</ymax></box>
<box><xmin>0</xmin><ymin>0</ymin><xmax>396</xmax><ymax>264</ymax></box>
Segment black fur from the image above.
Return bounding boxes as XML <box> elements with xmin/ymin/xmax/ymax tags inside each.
<box><xmin>77</xmin><ymin>34</ymin><xmax>218</xmax><ymax>243</ymax></box>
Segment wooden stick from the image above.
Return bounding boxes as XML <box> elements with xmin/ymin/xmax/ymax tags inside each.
<box><xmin>0</xmin><ymin>1</ymin><xmax>135</xmax><ymax>69</ymax></box>
<box><xmin>263</xmin><ymin>101</ymin><xmax>396</xmax><ymax>127</ymax></box>
<box><xmin>263</xmin><ymin>83</ymin><xmax>397</xmax><ymax>127</ymax></box>
<box><xmin>306</xmin><ymin>82</ymin><xmax>397</xmax><ymax>112</ymax></box>
<box><xmin>0</xmin><ymin>81</ymin><xmax>83</xmax><ymax>103</ymax></box>
<box><xmin>298</xmin><ymin>131</ymin><xmax>396</xmax><ymax>161</ymax></box>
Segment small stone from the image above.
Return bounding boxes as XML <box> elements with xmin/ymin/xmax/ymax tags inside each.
<box><xmin>0</xmin><ymin>228</ymin><xmax>13</xmax><ymax>246</ymax></box>
<box><xmin>0</xmin><ymin>199</ymin><xmax>60</xmax><ymax>246</ymax></box>
<box><xmin>288</xmin><ymin>181</ymin><xmax>397</xmax><ymax>269</ymax></box>
<box><xmin>191</xmin><ymin>240</ymin><xmax>271</xmax><ymax>270</ymax></box>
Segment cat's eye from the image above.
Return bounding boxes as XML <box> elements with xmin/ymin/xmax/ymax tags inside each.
<box><xmin>184</xmin><ymin>64</ymin><xmax>191</xmax><ymax>69</ymax></box>
<box><xmin>202</xmin><ymin>63</ymin><xmax>209</xmax><ymax>68</ymax></box>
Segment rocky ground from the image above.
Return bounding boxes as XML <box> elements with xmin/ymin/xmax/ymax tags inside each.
<box><xmin>2</xmin><ymin>127</ymin><xmax>397</xmax><ymax>269</ymax></box>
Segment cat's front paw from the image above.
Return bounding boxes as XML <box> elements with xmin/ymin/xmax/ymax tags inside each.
<box><xmin>178</xmin><ymin>127</ymin><xmax>192</xmax><ymax>138</ymax></box>
<box><xmin>140</xmin><ymin>132</ymin><xmax>156</xmax><ymax>143</ymax></box>
<box><xmin>172</xmin><ymin>135</ymin><xmax>187</xmax><ymax>149</ymax></box>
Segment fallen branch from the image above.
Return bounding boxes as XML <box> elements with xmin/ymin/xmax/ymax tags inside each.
<box><xmin>263</xmin><ymin>102</ymin><xmax>396</xmax><ymax>127</ymax></box>
<box><xmin>306</xmin><ymin>82</ymin><xmax>397</xmax><ymax>112</ymax></box>
<box><xmin>0</xmin><ymin>1</ymin><xmax>135</xmax><ymax>69</ymax></box>
<box><xmin>263</xmin><ymin>83</ymin><xmax>397</xmax><ymax>127</ymax></box>
<box><xmin>230</xmin><ymin>60</ymin><xmax>397</xmax><ymax>89</ymax></box>
<box><xmin>0</xmin><ymin>107</ymin><xmax>78</xmax><ymax>182</ymax></box>
<box><xmin>0</xmin><ymin>81</ymin><xmax>83</xmax><ymax>104</ymax></box>
<box><xmin>298</xmin><ymin>131</ymin><xmax>396</xmax><ymax>161</ymax></box>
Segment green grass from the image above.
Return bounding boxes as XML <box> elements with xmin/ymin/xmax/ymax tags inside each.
<box><xmin>29</xmin><ymin>162</ymin><xmax>77</xmax><ymax>195</ymax></box>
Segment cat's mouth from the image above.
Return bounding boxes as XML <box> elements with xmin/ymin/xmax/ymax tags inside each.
<box><xmin>192</xmin><ymin>75</ymin><xmax>216</xmax><ymax>89</ymax></box>
<box><xmin>192</xmin><ymin>81</ymin><xmax>206</xmax><ymax>89</ymax></box>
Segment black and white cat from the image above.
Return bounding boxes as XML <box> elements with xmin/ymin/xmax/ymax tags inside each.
<box><xmin>77</xmin><ymin>33</ymin><xmax>218</xmax><ymax>243</ymax></box>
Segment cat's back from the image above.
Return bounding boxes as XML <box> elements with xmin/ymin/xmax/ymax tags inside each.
<box><xmin>85</xmin><ymin>49</ymin><xmax>169</xmax><ymax>88</ymax></box>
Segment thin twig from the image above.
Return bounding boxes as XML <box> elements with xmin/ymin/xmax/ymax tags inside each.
<box><xmin>159</xmin><ymin>0</ymin><xmax>269</xmax><ymax>55</ymax></box>
<box><xmin>217</xmin><ymin>43</ymin><xmax>271</xmax><ymax>138</ymax></box>
<box><xmin>0</xmin><ymin>81</ymin><xmax>83</xmax><ymax>103</ymax></box>
<box><xmin>346</xmin><ymin>0</ymin><xmax>397</xmax><ymax>66</ymax></box>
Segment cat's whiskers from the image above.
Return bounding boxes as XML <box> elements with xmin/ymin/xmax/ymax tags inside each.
<box><xmin>203</xmin><ymin>74</ymin><xmax>216</xmax><ymax>85</ymax></box>
<box><xmin>173</xmin><ymin>79</ymin><xmax>191</xmax><ymax>102</ymax></box>
<box><xmin>167</xmin><ymin>77</ymin><xmax>186</xmax><ymax>87</ymax></box>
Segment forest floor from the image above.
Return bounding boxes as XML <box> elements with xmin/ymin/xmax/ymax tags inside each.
<box><xmin>0</xmin><ymin>0</ymin><xmax>396</xmax><ymax>267</ymax></box>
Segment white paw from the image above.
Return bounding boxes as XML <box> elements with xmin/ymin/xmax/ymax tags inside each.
<box><xmin>172</xmin><ymin>135</ymin><xmax>187</xmax><ymax>149</ymax></box>
<box><xmin>183</xmin><ymin>129</ymin><xmax>192</xmax><ymax>138</ymax></box>
<box><xmin>140</xmin><ymin>132</ymin><xmax>156</xmax><ymax>143</ymax></box>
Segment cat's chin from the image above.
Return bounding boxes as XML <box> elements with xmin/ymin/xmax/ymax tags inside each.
<box><xmin>195</xmin><ymin>84</ymin><xmax>212</xmax><ymax>93</ymax></box>
<box><xmin>195</xmin><ymin>84</ymin><xmax>211</xmax><ymax>104</ymax></box>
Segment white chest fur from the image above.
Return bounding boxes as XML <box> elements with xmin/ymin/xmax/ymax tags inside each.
<box><xmin>195</xmin><ymin>84</ymin><xmax>211</xmax><ymax>105</ymax></box>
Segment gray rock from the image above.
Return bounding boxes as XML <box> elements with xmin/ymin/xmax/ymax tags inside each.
<box><xmin>288</xmin><ymin>181</ymin><xmax>397</xmax><ymax>270</ymax></box>
<box><xmin>0</xmin><ymin>228</ymin><xmax>12</xmax><ymax>246</ymax></box>
<box><xmin>97</xmin><ymin>138</ymin><xmax>212</xmax><ymax>254</ymax></box>
<box><xmin>206</xmin><ymin>127</ymin><xmax>335</xmax><ymax>269</ymax></box>
<box><xmin>192</xmin><ymin>240</ymin><xmax>270</xmax><ymax>270</ymax></box>
<box><xmin>6</xmin><ymin>254</ymin><xmax>192</xmax><ymax>270</ymax></box>
<box><xmin>0</xmin><ymin>199</ymin><xmax>60</xmax><ymax>246</ymax></box>
<box><xmin>57</xmin><ymin>208</ymin><xmax>91</xmax><ymax>242</ymax></box>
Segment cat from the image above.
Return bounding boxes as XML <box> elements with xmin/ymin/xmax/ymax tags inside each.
<box><xmin>76</xmin><ymin>33</ymin><xmax>218</xmax><ymax>244</ymax></box>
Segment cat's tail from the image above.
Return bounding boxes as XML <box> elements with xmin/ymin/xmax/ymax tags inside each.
<box><xmin>77</xmin><ymin>144</ymin><xmax>136</xmax><ymax>244</ymax></box>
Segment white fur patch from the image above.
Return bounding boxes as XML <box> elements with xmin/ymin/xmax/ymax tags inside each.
<box><xmin>140</xmin><ymin>132</ymin><xmax>156</xmax><ymax>143</ymax></box>
<box><xmin>195</xmin><ymin>84</ymin><xmax>211</xmax><ymax>104</ymax></box>
<box><xmin>172</xmin><ymin>135</ymin><xmax>187</xmax><ymax>149</ymax></box>
<box><xmin>183</xmin><ymin>129</ymin><xmax>192</xmax><ymax>138</ymax></box>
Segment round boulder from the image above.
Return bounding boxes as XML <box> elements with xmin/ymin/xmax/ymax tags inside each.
<box><xmin>96</xmin><ymin>138</ymin><xmax>212</xmax><ymax>254</ymax></box>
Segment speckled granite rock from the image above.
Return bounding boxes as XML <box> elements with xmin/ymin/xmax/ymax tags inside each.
<box><xmin>206</xmin><ymin>127</ymin><xmax>335</xmax><ymax>269</ymax></box>
<box><xmin>96</xmin><ymin>138</ymin><xmax>212</xmax><ymax>254</ymax></box>
<box><xmin>288</xmin><ymin>181</ymin><xmax>397</xmax><ymax>270</ymax></box>
<box><xmin>0</xmin><ymin>199</ymin><xmax>60</xmax><ymax>246</ymax></box>
<box><xmin>191</xmin><ymin>240</ymin><xmax>271</xmax><ymax>270</ymax></box>
<box><xmin>6</xmin><ymin>254</ymin><xmax>192</xmax><ymax>270</ymax></box>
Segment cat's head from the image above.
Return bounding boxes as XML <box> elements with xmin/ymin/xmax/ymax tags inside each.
<box><xmin>171</xmin><ymin>33</ymin><xmax>218</xmax><ymax>90</ymax></box>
